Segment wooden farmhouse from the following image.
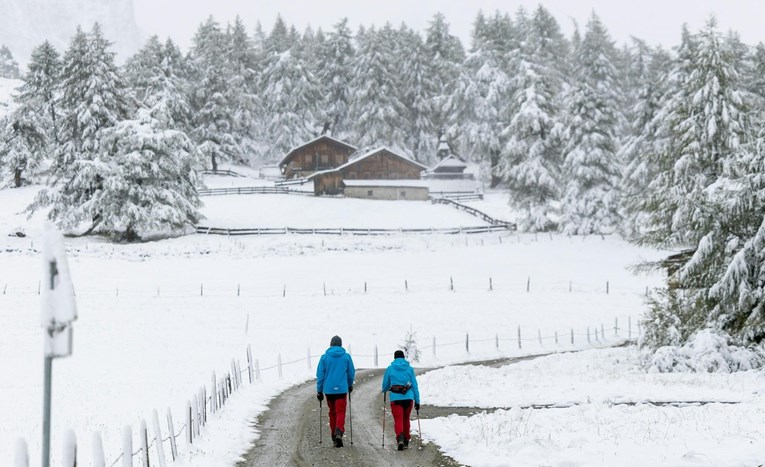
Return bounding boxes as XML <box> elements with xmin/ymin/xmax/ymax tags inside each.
<box><xmin>423</xmin><ymin>133</ymin><xmax>472</xmax><ymax>180</ymax></box>
<box><xmin>278</xmin><ymin>135</ymin><xmax>357</xmax><ymax>179</ymax></box>
<box><xmin>308</xmin><ymin>147</ymin><xmax>429</xmax><ymax>197</ymax></box>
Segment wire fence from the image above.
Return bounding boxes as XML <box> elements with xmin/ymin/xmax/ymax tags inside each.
<box><xmin>15</xmin><ymin>316</ymin><xmax>642</xmax><ymax>467</ymax></box>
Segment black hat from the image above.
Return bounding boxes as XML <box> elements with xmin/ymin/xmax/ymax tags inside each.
<box><xmin>394</xmin><ymin>350</ymin><xmax>405</xmax><ymax>359</ymax></box>
<box><xmin>330</xmin><ymin>335</ymin><xmax>342</xmax><ymax>347</ymax></box>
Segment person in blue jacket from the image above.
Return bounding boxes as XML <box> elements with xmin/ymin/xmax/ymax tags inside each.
<box><xmin>316</xmin><ymin>335</ymin><xmax>355</xmax><ymax>447</ymax></box>
<box><xmin>382</xmin><ymin>349</ymin><xmax>420</xmax><ymax>450</ymax></box>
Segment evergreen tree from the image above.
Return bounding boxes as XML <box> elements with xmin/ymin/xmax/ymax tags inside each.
<box><xmin>316</xmin><ymin>18</ymin><xmax>355</xmax><ymax>138</ymax></box>
<box><xmin>0</xmin><ymin>41</ymin><xmax>61</xmax><ymax>186</ymax></box>
<box><xmin>0</xmin><ymin>45</ymin><xmax>20</xmax><ymax>79</ymax></box>
<box><xmin>347</xmin><ymin>25</ymin><xmax>408</xmax><ymax>150</ymax></box>
<box><xmin>560</xmin><ymin>13</ymin><xmax>622</xmax><ymax>235</ymax></box>
<box><xmin>424</xmin><ymin>13</ymin><xmax>465</xmax><ymax>137</ymax></box>
<box><xmin>188</xmin><ymin>16</ymin><xmax>237</xmax><ymax>171</ymax></box>
<box><xmin>399</xmin><ymin>26</ymin><xmax>438</xmax><ymax>163</ymax></box>
<box><xmin>95</xmin><ymin>109</ymin><xmax>202</xmax><ymax>241</ymax></box>
<box><xmin>499</xmin><ymin>7</ymin><xmax>565</xmax><ymax>232</ymax></box>
<box><xmin>226</xmin><ymin>16</ymin><xmax>260</xmax><ymax>165</ymax></box>
<box><xmin>29</xmin><ymin>24</ymin><xmax>132</xmax><ymax>234</ymax></box>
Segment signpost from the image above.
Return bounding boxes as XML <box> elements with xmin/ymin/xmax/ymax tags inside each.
<box><xmin>40</xmin><ymin>224</ymin><xmax>77</xmax><ymax>467</ymax></box>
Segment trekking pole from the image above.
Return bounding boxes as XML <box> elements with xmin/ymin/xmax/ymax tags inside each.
<box><xmin>318</xmin><ymin>399</ymin><xmax>323</xmax><ymax>445</ymax></box>
<box><xmin>349</xmin><ymin>392</ymin><xmax>354</xmax><ymax>445</ymax></box>
<box><xmin>416</xmin><ymin>407</ymin><xmax>423</xmax><ymax>449</ymax></box>
<box><xmin>381</xmin><ymin>392</ymin><xmax>386</xmax><ymax>448</ymax></box>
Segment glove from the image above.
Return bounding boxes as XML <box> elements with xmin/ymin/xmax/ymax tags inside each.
<box><xmin>414</xmin><ymin>403</ymin><xmax>420</xmax><ymax>411</ymax></box>
<box><xmin>317</xmin><ymin>392</ymin><xmax>324</xmax><ymax>402</ymax></box>
<box><xmin>348</xmin><ymin>385</ymin><xmax>353</xmax><ymax>393</ymax></box>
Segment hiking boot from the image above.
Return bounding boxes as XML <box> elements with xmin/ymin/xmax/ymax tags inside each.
<box><xmin>403</xmin><ymin>437</ymin><xmax>409</xmax><ymax>449</ymax></box>
<box><xmin>334</xmin><ymin>428</ymin><xmax>344</xmax><ymax>447</ymax></box>
<box><xmin>396</xmin><ymin>434</ymin><xmax>405</xmax><ymax>451</ymax></box>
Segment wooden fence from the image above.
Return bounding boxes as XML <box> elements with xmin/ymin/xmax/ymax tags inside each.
<box><xmin>431</xmin><ymin>197</ymin><xmax>515</xmax><ymax>229</ymax></box>
<box><xmin>200</xmin><ymin>169</ymin><xmax>246</xmax><ymax>178</ymax></box>
<box><xmin>195</xmin><ymin>224</ymin><xmax>512</xmax><ymax>236</ymax></box>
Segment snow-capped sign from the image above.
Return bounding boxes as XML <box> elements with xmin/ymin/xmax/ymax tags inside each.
<box><xmin>40</xmin><ymin>223</ymin><xmax>77</xmax><ymax>358</ymax></box>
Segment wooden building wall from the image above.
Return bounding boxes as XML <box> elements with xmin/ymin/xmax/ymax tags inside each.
<box><xmin>341</xmin><ymin>150</ymin><xmax>423</xmax><ymax>180</ymax></box>
<box><xmin>283</xmin><ymin>140</ymin><xmax>355</xmax><ymax>179</ymax></box>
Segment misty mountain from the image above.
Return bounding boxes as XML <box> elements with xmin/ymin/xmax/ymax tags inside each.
<box><xmin>0</xmin><ymin>0</ymin><xmax>141</xmax><ymax>66</ymax></box>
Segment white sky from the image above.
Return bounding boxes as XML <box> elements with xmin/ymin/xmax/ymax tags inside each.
<box><xmin>133</xmin><ymin>0</ymin><xmax>765</xmax><ymax>51</ymax></box>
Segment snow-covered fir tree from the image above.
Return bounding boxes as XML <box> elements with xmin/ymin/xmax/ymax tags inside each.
<box><xmin>559</xmin><ymin>13</ymin><xmax>622</xmax><ymax>235</ymax></box>
<box><xmin>225</xmin><ymin>16</ymin><xmax>261</xmax><ymax>165</ymax></box>
<box><xmin>28</xmin><ymin>24</ymin><xmax>132</xmax><ymax>235</ymax></box>
<box><xmin>424</xmin><ymin>13</ymin><xmax>465</xmax><ymax>141</ymax></box>
<box><xmin>188</xmin><ymin>16</ymin><xmax>238</xmax><ymax>171</ymax></box>
<box><xmin>0</xmin><ymin>41</ymin><xmax>61</xmax><ymax>187</ymax></box>
<box><xmin>0</xmin><ymin>45</ymin><xmax>21</xmax><ymax>79</ymax></box>
<box><xmin>347</xmin><ymin>24</ymin><xmax>408</xmax><ymax>150</ymax></box>
<box><xmin>448</xmin><ymin>12</ymin><xmax>513</xmax><ymax>188</ymax></box>
<box><xmin>316</xmin><ymin>18</ymin><xmax>355</xmax><ymax>138</ymax></box>
<box><xmin>499</xmin><ymin>7</ymin><xmax>566</xmax><ymax>232</ymax></box>
<box><xmin>398</xmin><ymin>25</ymin><xmax>438</xmax><ymax>163</ymax></box>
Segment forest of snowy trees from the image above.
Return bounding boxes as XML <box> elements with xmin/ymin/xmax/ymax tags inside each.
<box><xmin>1</xmin><ymin>7</ymin><xmax>765</xmax><ymax>349</ymax></box>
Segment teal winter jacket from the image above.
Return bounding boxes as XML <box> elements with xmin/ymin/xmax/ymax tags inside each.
<box><xmin>316</xmin><ymin>346</ymin><xmax>355</xmax><ymax>394</ymax></box>
<box><xmin>381</xmin><ymin>357</ymin><xmax>420</xmax><ymax>403</ymax></box>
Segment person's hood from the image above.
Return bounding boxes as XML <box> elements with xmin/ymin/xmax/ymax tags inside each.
<box><xmin>326</xmin><ymin>346</ymin><xmax>347</xmax><ymax>358</ymax></box>
<box><xmin>391</xmin><ymin>357</ymin><xmax>411</xmax><ymax>369</ymax></box>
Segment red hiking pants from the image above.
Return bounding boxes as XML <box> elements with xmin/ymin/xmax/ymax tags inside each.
<box><xmin>390</xmin><ymin>400</ymin><xmax>413</xmax><ymax>439</ymax></box>
<box><xmin>326</xmin><ymin>394</ymin><xmax>347</xmax><ymax>434</ymax></box>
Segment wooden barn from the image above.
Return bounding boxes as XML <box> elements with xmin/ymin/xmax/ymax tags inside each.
<box><xmin>279</xmin><ymin>135</ymin><xmax>357</xmax><ymax>179</ymax></box>
<box><xmin>307</xmin><ymin>147</ymin><xmax>429</xmax><ymax>196</ymax></box>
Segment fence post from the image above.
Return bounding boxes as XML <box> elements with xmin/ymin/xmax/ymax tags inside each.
<box><xmin>495</xmin><ymin>334</ymin><xmax>499</xmax><ymax>349</ymax></box>
<box><xmin>200</xmin><ymin>283</ymin><xmax>203</xmax><ymax>296</ymax></box>
<box><xmin>278</xmin><ymin>354</ymin><xmax>283</xmax><ymax>379</ymax></box>
<box><xmin>122</xmin><ymin>425</ymin><xmax>133</xmax><ymax>467</ymax></box>
<box><xmin>283</xmin><ymin>284</ymin><xmax>286</xmax><ymax>298</ymax></box>
<box><xmin>628</xmin><ymin>317</ymin><xmax>632</xmax><ymax>340</ymax></box>
<box><xmin>166</xmin><ymin>409</ymin><xmax>177</xmax><ymax>461</ymax></box>
<box><xmin>211</xmin><ymin>372</ymin><xmax>217</xmax><ymax>413</ymax></box>
<box><xmin>538</xmin><ymin>329</ymin><xmax>542</xmax><ymax>346</ymax></box>
<box><xmin>571</xmin><ymin>329</ymin><xmax>574</xmax><ymax>345</ymax></box>
<box><xmin>374</xmin><ymin>345</ymin><xmax>378</xmax><ymax>367</ymax></box>
<box><xmin>92</xmin><ymin>432</ymin><xmax>105</xmax><ymax>467</ymax></box>
<box><xmin>489</xmin><ymin>277</ymin><xmax>493</xmax><ymax>291</ymax></box>
<box><xmin>307</xmin><ymin>347</ymin><xmax>312</xmax><ymax>369</ymax></box>
<box><xmin>569</xmin><ymin>281</ymin><xmax>572</xmax><ymax>293</ymax></box>
<box><xmin>526</xmin><ymin>277</ymin><xmax>530</xmax><ymax>293</ymax></box>
<box><xmin>587</xmin><ymin>327</ymin><xmax>590</xmax><ymax>344</ymax></box>
<box><xmin>606</xmin><ymin>281</ymin><xmax>609</xmax><ymax>294</ymax></box>
<box><xmin>15</xmin><ymin>438</ymin><xmax>29</xmax><ymax>467</ymax></box>
<box><xmin>152</xmin><ymin>410</ymin><xmax>167</xmax><ymax>467</ymax></box>
<box><xmin>450</xmin><ymin>277</ymin><xmax>454</xmax><ymax>291</ymax></box>
<box><xmin>231</xmin><ymin>360</ymin><xmax>238</xmax><ymax>390</ymax></box>
<box><xmin>555</xmin><ymin>331</ymin><xmax>558</xmax><ymax>345</ymax></box>
<box><xmin>237</xmin><ymin>283</ymin><xmax>240</xmax><ymax>296</ymax></box>
<box><xmin>63</xmin><ymin>429</ymin><xmax>76</xmax><ymax>467</ymax></box>
<box><xmin>601</xmin><ymin>323</ymin><xmax>605</xmax><ymax>340</ymax></box>
<box><xmin>247</xmin><ymin>346</ymin><xmax>254</xmax><ymax>384</ymax></box>
<box><xmin>192</xmin><ymin>394</ymin><xmax>200</xmax><ymax>436</ymax></box>
<box><xmin>614</xmin><ymin>318</ymin><xmax>618</xmax><ymax>336</ymax></box>
<box><xmin>323</xmin><ymin>283</ymin><xmax>326</xmax><ymax>296</ymax></box>
<box><xmin>364</xmin><ymin>282</ymin><xmax>367</xmax><ymax>293</ymax></box>
<box><xmin>187</xmin><ymin>401</ymin><xmax>193</xmax><ymax>445</ymax></box>
<box><xmin>432</xmin><ymin>336</ymin><xmax>436</xmax><ymax>356</ymax></box>
<box><xmin>255</xmin><ymin>359</ymin><xmax>261</xmax><ymax>381</ymax></box>
<box><xmin>139</xmin><ymin>419</ymin><xmax>149</xmax><ymax>467</ymax></box>
<box><xmin>465</xmin><ymin>333</ymin><xmax>469</xmax><ymax>353</ymax></box>
<box><xmin>517</xmin><ymin>326</ymin><xmax>522</xmax><ymax>349</ymax></box>
<box><xmin>405</xmin><ymin>280</ymin><xmax>408</xmax><ymax>292</ymax></box>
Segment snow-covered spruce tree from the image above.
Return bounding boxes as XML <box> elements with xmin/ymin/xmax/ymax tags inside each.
<box><xmin>618</xmin><ymin>40</ymin><xmax>672</xmax><ymax>238</ymax></box>
<box><xmin>0</xmin><ymin>41</ymin><xmax>62</xmax><ymax>186</ymax></box>
<box><xmin>398</xmin><ymin>25</ymin><xmax>438</xmax><ymax>163</ymax></box>
<box><xmin>638</xmin><ymin>19</ymin><xmax>753</xmax><ymax>348</ymax></box>
<box><xmin>258</xmin><ymin>37</ymin><xmax>323</xmax><ymax>162</ymax></box>
<box><xmin>559</xmin><ymin>13</ymin><xmax>622</xmax><ymax>235</ymax></box>
<box><xmin>188</xmin><ymin>16</ymin><xmax>238</xmax><ymax>171</ymax></box>
<box><xmin>447</xmin><ymin>11</ymin><xmax>513</xmax><ymax>188</ymax></box>
<box><xmin>745</xmin><ymin>42</ymin><xmax>765</xmax><ymax>117</ymax></box>
<box><xmin>225</xmin><ymin>16</ymin><xmax>261</xmax><ymax>165</ymax></box>
<box><xmin>498</xmin><ymin>6</ymin><xmax>567</xmax><ymax>232</ymax></box>
<box><xmin>316</xmin><ymin>18</ymin><xmax>355</xmax><ymax>139</ymax></box>
<box><xmin>347</xmin><ymin>24</ymin><xmax>408</xmax><ymax>150</ymax></box>
<box><xmin>94</xmin><ymin>108</ymin><xmax>202</xmax><ymax>241</ymax></box>
<box><xmin>0</xmin><ymin>45</ymin><xmax>21</xmax><ymax>79</ymax></box>
<box><xmin>424</xmin><ymin>13</ymin><xmax>465</xmax><ymax>142</ymax></box>
<box><xmin>28</xmin><ymin>24</ymin><xmax>132</xmax><ymax>235</ymax></box>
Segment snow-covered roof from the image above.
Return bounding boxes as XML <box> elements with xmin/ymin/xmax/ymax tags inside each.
<box><xmin>432</xmin><ymin>154</ymin><xmax>467</xmax><ymax>171</ymax></box>
<box><xmin>343</xmin><ymin>180</ymin><xmax>430</xmax><ymax>188</ymax></box>
<box><xmin>339</xmin><ymin>147</ymin><xmax>429</xmax><ymax>171</ymax></box>
<box><xmin>278</xmin><ymin>135</ymin><xmax>357</xmax><ymax>167</ymax></box>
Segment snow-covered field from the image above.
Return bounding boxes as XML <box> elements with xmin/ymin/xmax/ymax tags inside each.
<box><xmin>0</xmin><ymin>180</ymin><xmax>685</xmax><ymax>466</ymax></box>
<box><xmin>419</xmin><ymin>347</ymin><xmax>765</xmax><ymax>466</ymax></box>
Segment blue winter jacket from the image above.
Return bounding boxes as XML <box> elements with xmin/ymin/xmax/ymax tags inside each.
<box><xmin>381</xmin><ymin>357</ymin><xmax>420</xmax><ymax>404</ymax></box>
<box><xmin>316</xmin><ymin>346</ymin><xmax>355</xmax><ymax>395</ymax></box>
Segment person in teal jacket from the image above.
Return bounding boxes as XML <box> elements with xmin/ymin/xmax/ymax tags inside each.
<box><xmin>382</xmin><ymin>350</ymin><xmax>420</xmax><ymax>450</ymax></box>
<box><xmin>316</xmin><ymin>335</ymin><xmax>355</xmax><ymax>447</ymax></box>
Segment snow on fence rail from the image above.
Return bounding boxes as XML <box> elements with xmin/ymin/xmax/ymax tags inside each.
<box><xmin>13</xmin><ymin>317</ymin><xmax>642</xmax><ymax>466</ymax></box>
<box><xmin>431</xmin><ymin>197</ymin><xmax>515</xmax><ymax>228</ymax></box>
<box><xmin>194</xmin><ymin>224</ymin><xmax>511</xmax><ymax>236</ymax></box>
<box><xmin>200</xmin><ymin>169</ymin><xmax>246</xmax><ymax>177</ymax></box>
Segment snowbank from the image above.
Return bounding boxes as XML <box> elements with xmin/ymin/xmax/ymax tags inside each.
<box><xmin>647</xmin><ymin>329</ymin><xmax>765</xmax><ymax>373</ymax></box>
